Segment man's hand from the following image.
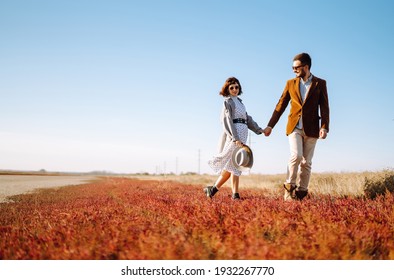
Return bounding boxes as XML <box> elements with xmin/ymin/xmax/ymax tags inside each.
<box><xmin>319</xmin><ymin>129</ymin><xmax>328</xmax><ymax>139</ymax></box>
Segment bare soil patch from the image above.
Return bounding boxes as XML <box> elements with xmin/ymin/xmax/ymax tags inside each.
<box><xmin>0</xmin><ymin>175</ymin><xmax>98</xmax><ymax>203</ymax></box>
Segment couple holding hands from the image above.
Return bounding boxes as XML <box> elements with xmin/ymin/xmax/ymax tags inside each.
<box><xmin>205</xmin><ymin>53</ymin><xmax>330</xmax><ymax>201</ymax></box>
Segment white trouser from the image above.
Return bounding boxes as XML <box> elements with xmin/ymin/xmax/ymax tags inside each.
<box><xmin>286</xmin><ymin>128</ymin><xmax>318</xmax><ymax>191</ymax></box>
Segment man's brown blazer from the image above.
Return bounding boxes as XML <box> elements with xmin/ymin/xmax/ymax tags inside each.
<box><xmin>267</xmin><ymin>76</ymin><xmax>330</xmax><ymax>138</ymax></box>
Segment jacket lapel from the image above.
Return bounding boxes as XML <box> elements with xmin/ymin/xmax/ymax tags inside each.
<box><xmin>303</xmin><ymin>76</ymin><xmax>318</xmax><ymax>104</ymax></box>
<box><xmin>294</xmin><ymin>78</ymin><xmax>303</xmax><ymax>105</ymax></box>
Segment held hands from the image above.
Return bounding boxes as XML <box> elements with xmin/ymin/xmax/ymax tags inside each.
<box><xmin>263</xmin><ymin>127</ymin><xmax>272</xmax><ymax>137</ymax></box>
<box><xmin>260</xmin><ymin>127</ymin><xmax>327</xmax><ymax>138</ymax></box>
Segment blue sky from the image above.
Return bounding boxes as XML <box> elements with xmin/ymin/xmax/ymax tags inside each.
<box><xmin>1</xmin><ymin>0</ymin><xmax>393</xmax><ymax>174</ymax></box>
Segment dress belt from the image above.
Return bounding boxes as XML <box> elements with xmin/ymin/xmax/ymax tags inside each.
<box><xmin>233</xmin><ymin>118</ymin><xmax>247</xmax><ymax>124</ymax></box>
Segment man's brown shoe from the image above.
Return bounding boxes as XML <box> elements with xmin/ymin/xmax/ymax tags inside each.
<box><xmin>283</xmin><ymin>183</ymin><xmax>297</xmax><ymax>201</ymax></box>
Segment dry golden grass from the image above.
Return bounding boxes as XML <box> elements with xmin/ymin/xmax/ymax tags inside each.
<box><xmin>128</xmin><ymin>170</ymin><xmax>394</xmax><ymax>197</ymax></box>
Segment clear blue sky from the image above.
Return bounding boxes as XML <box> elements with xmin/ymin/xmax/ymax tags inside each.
<box><xmin>1</xmin><ymin>0</ymin><xmax>393</xmax><ymax>174</ymax></box>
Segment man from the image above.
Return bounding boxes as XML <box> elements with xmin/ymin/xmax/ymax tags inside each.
<box><xmin>264</xmin><ymin>53</ymin><xmax>330</xmax><ymax>200</ymax></box>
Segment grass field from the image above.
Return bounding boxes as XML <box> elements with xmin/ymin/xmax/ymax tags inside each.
<box><xmin>1</xmin><ymin>171</ymin><xmax>393</xmax><ymax>260</ymax></box>
<box><xmin>131</xmin><ymin>170</ymin><xmax>391</xmax><ymax>197</ymax></box>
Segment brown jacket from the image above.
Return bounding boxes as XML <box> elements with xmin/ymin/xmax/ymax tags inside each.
<box><xmin>267</xmin><ymin>76</ymin><xmax>330</xmax><ymax>138</ymax></box>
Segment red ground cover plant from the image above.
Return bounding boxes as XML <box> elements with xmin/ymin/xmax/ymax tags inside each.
<box><xmin>1</xmin><ymin>178</ymin><xmax>393</xmax><ymax>259</ymax></box>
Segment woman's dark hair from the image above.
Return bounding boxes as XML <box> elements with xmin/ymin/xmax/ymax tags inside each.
<box><xmin>219</xmin><ymin>77</ymin><xmax>243</xmax><ymax>96</ymax></box>
<box><xmin>293</xmin><ymin>53</ymin><xmax>312</xmax><ymax>70</ymax></box>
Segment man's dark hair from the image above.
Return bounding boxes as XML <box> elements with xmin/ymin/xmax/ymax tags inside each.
<box><xmin>293</xmin><ymin>53</ymin><xmax>312</xmax><ymax>70</ymax></box>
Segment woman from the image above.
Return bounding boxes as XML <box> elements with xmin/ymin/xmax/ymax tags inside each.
<box><xmin>205</xmin><ymin>77</ymin><xmax>264</xmax><ymax>200</ymax></box>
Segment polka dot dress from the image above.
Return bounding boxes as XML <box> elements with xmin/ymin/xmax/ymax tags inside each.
<box><xmin>208</xmin><ymin>97</ymin><xmax>248</xmax><ymax>176</ymax></box>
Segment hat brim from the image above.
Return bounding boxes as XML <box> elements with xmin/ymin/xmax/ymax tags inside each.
<box><xmin>231</xmin><ymin>144</ymin><xmax>254</xmax><ymax>172</ymax></box>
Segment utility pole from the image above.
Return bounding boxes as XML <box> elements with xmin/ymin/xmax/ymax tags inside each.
<box><xmin>248</xmin><ymin>131</ymin><xmax>255</xmax><ymax>148</ymax></box>
<box><xmin>198</xmin><ymin>149</ymin><xmax>201</xmax><ymax>174</ymax></box>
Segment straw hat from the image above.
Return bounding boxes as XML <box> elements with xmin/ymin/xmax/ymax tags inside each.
<box><xmin>231</xmin><ymin>144</ymin><xmax>254</xmax><ymax>171</ymax></box>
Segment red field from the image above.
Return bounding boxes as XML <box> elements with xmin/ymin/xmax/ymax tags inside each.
<box><xmin>1</xmin><ymin>177</ymin><xmax>393</xmax><ymax>259</ymax></box>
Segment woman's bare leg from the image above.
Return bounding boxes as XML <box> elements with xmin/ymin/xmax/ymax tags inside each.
<box><xmin>214</xmin><ymin>170</ymin><xmax>231</xmax><ymax>188</ymax></box>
